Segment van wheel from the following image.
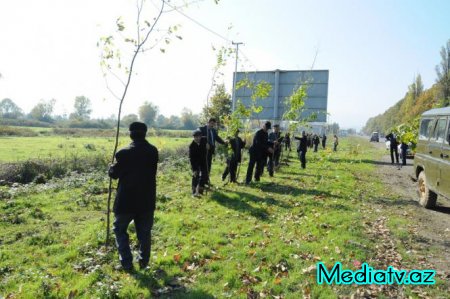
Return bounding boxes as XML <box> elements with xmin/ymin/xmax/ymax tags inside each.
<box><xmin>417</xmin><ymin>171</ymin><xmax>437</xmax><ymax>208</ymax></box>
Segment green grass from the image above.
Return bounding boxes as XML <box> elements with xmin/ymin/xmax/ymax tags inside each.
<box><xmin>0</xmin><ymin>137</ymin><xmax>448</xmax><ymax>298</ymax></box>
<box><xmin>0</xmin><ymin>136</ymin><xmax>191</xmax><ymax>162</ymax></box>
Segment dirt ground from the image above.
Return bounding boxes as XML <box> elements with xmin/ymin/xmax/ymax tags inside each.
<box><xmin>371</xmin><ymin>140</ymin><xmax>450</xmax><ymax>276</ymax></box>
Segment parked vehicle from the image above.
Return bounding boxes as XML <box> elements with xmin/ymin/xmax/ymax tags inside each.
<box><xmin>370</xmin><ymin>132</ymin><xmax>379</xmax><ymax>142</ymax></box>
<box><xmin>413</xmin><ymin>107</ymin><xmax>450</xmax><ymax>208</ymax></box>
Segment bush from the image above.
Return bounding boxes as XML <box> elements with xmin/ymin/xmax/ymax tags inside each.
<box><xmin>0</xmin><ymin>154</ymin><xmax>110</xmax><ymax>184</ymax></box>
<box><xmin>0</xmin><ymin>118</ymin><xmax>52</xmax><ymax>127</ymax></box>
<box><xmin>0</xmin><ymin>145</ymin><xmax>190</xmax><ymax>184</ymax></box>
<box><xmin>0</xmin><ymin>126</ymin><xmax>38</xmax><ymax>137</ymax></box>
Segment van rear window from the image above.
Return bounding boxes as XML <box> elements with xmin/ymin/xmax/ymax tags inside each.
<box><xmin>433</xmin><ymin>118</ymin><xmax>448</xmax><ymax>143</ymax></box>
<box><xmin>419</xmin><ymin>118</ymin><xmax>434</xmax><ymax>140</ymax></box>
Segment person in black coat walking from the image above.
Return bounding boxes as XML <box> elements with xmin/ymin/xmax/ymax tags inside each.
<box><xmin>386</xmin><ymin>132</ymin><xmax>399</xmax><ymax>164</ymax></box>
<box><xmin>189</xmin><ymin>129</ymin><xmax>208</xmax><ymax>195</ymax></box>
<box><xmin>295</xmin><ymin>131</ymin><xmax>308</xmax><ymax>169</ymax></box>
<box><xmin>108</xmin><ymin>122</ymin><xmax>158</xmax><ymax>271</ymax></box>
<box><xmin>322</xmin><ymin>133</ymin><xmax>327</xmax><ymax>149</ymax></box>
<box><xmin>284</xmin><ymin>132</ymin><xmax>291</xmax><ymax>151</ymax></box>
<box><xmin>267</xmin><ymin>124</ymin><xmax>284</xmax><ymax>176</ymax></box>
<box><xmin>313</xmin><ymin>134</ymin><xmax>320</xmax><ymax>152</ymax></box>
<box><xmin>222</xmin><ymin>130</ymin><xmax>246</xmax><ymax>183</ymax></box>
<box><xmin>245</xmin><ymin>121</ymin><xmax>274</xmax><ymax>184</ymax></box>
<box><xmin>198</xmin><ymin>118</ymin><xmax>226</xmax><ymax>179</ymax></box>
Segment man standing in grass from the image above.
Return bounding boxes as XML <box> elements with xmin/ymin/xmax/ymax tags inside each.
<box><xmin>189</xmin><ymin>129</ymin><xmax>207</xmax><ymax>195</ymax></box>
<box><xmin>108</xmin><ymin>122</ymin><xmax>158</xmax><ymax>271</ymax></box>
<box><xmin>198</xmin><ymin>118</ymin><xmax>226</xmax><ymax>180</ymax></box>
<box><xmin>295</xmin><ymin>131</ymin><xmax>308</xmax><ymax>169</ymax></box>
<box><xmin>245</xmin><ymin>121</ymin><xmax>274</xmax><ymax>184</ymax></box>
<box><xmin>267</xmin><ymin>124</ymin><xmax>283</xmax><ymax>176</ymax></box>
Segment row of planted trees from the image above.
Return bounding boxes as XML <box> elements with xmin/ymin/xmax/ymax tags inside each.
<box><xmin>98</xmin><ymin>0</ymin><xmax>319</xmax><ymax>244</ymax></box>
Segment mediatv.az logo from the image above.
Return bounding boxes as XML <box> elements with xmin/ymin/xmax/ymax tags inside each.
<box><xmin>316</xmin><ymin>262</ymin><xmax>435</xmax><ymax>285</ymax></box>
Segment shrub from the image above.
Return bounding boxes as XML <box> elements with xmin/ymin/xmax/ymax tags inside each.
<box><xmin>0</xmin><ymin>126</ymin><xmax>38</xmax><ymax>137</ymax></box>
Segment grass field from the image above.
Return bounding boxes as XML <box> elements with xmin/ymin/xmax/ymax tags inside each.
<box><xmin>0</xmin><ymin>136</ymin><xmax>191</xmax><ymax>162</ymax></box>
<box><xmin>0</xmin><ymin>137</ymin><xmax>448</xmax><ymax>298</ymax></box>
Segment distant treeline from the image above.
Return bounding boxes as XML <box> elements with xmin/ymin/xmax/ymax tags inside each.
<box><xmin>363</xmin><ymin>40</ymin><xmax>449</xmax><ymax>135</ymax></box>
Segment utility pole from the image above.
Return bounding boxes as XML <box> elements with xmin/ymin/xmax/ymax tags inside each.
<box><xmin>231</xmin><ymin>41</ymin><xmax>243</xmax><ymax>112</ymax></box>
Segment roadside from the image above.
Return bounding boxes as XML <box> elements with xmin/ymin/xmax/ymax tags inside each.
<box><xmin>371</xmin><ymin>140</ymin><xmax>450</xmax><ymax>276</ymax></box>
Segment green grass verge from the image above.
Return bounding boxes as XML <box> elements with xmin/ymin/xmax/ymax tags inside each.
<box><xmin>0</xmin><ymin>137</ymin><xmax>447</xmax><ymax>298</ymax></box>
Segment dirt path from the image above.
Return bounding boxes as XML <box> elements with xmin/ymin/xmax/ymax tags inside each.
<box><xmin>371</xmin><ymin>140</ymin><xmax>450</xmax><ymax>277</ymax></box>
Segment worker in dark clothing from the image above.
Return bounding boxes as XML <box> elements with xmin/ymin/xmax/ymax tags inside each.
<box><xmin>295</xmin><ymin>131</ymin><xmax>308</xmax><ymax>169</ymax></box>
<box><xmin>322</xmin><ymin>133</ymin><xmax>327</xmax><ymax>149</ymax></box>
<box><xmin>400</xmin><ymin>141</ymin><xmax>408</xmax><ymax>166</ymax></box>
<box><xmin>386</xmin><ymin>132</ymin><xmax>399</xmax><ymax>164</ymax></box>
<box><xmin>189</xmin><ymin>129</ymin><xmax>208</xmax><ymax>196</ymax></box>
<box><xmin>284</xmin><ymin>132</ymin><xmax>291</xmax><ymax>151</ymax></box>
<box><xmin>313</xmin><ymin>134</ymin><xmax>320</xmax><ymax>152</ymax></box>
<box><xmin>307</xmin><ymin>133</ymin><xmax>312</xmax><ymax>149</ymax></box>
<box><xmin>333</xmin><ymin>135</ymin><xmax>339</xmax><ymax>152</ymax></box>
<box><xmin>198</xmin><ymin>118</ymin><xmax>226</xmax><ymax>180</ymax></box>
<box><xmin>222</xmin><ymin>129</ymin><xmax>246</xmax><ymax>183</ymax></box>
<box><xmin>267</xmin><ymin>124</ymin><xmax>284</xmax><ymax>175</ymax></box>
<box><xmin>246</xmin><ymin>121</ymin><xmax>274</xmax><ymax>184</ymax></box>
<box><xmin>108</xmin><ymin>122</ymin><xmax>158</xmax><ymax>271</ymax></box>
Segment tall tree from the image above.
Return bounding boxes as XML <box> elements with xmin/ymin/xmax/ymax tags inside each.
<box><xmin>202</xmin><ymin>83</ymin><xmax>231</xmax><ymax>126</ymax></box>
<box><xmin>138</xmin><ymin>101</ymin><xmax>159</xmax><ymax>127</ymax></box>
<box><xmin>180</xmin><ymin>107</ymin><xmax>199</xmax><ymax>129</ymax></box>
<box><xmin>29</xmin><ymin>99</ymin><xmax>56</xmax><ymax>122</ymax></box>
<box><xmin>121</xmin><ymin>114</ymin><xmax>139</xmax><ymax>127</ymax></box>
<box><xmin>435</xmin><ymin>39</ymin><xmax>450</xmax><ymax>106</ymax></box>
<box><xmin>0</xmin><ymin>98</ymin><xmax>23</xmax><ymax>119</ymax></box>
<box><xmin>70</xmin><ymin>96</ymin><xmax>92</xmax><ymax>120</ymax></box>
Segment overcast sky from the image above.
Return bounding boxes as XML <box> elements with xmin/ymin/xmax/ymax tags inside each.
<box><xmin>0</xmin><ymin>0</ymin><xmax>449</xmax><ymax>129</ymax></box>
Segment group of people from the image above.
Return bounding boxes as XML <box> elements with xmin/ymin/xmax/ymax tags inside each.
<box><xmin>188</xmin><ymin>118</ymin><xmax>339</xmax><ymax>194</ymax></box>
<box><xmin>108</xmin><ymin>120</ymin><xmax>338</xmax><ymax>271</ymax></box>
<box><xmin>385</xmin><ymin>132</ymin><xmax>409</xmax><ymax>166</ymax></box>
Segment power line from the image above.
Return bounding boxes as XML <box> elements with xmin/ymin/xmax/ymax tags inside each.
<box><xmin>164</xmin><ymin>1</ymin><xmax>232</xmax><ymax>44</ymax></box>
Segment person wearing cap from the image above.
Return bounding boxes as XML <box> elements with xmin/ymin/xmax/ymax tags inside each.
<box><xmin>198</xmin><ymin>118</ymin><xmax>226</xmax><ymax>179</ymax></box>
<box><xmin>295</xmin><ymin>131</ymin><xmax>308</xmax><ymax>169</ymax></box>
<box><xmin>222</xmin><ymin>129</ymin><xmax>246</xmax><ymax>183</ymax></box>
<box><xmin>267</xmin><ymin>124</ymin><xmax>284</xmax><ymax>175</ymax></box>
<box><xmin>245</xmin><ymin>121</ymin><xmax>274</xmax><ymax>184</ymax></box>
<box><xmin>189</xmin><ymin>129</ymin><xmax>207</xmax><ymax>196</ymax></box>
<box><xmin>108</xmin><ymin>122</ymin><xmax>158</xmax><ymax>271</ymax></box>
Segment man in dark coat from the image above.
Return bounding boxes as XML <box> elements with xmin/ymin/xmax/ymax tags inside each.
<box><xmin>267</xmin><ymin>124</ymin><xmax>284</xmax><ymax>175</ymax></box>
<box><xmin>198</xmin><ymin>118</ymin><xmax>226</xmax><ymax>177</ymax></box>
<box><xmin>108</xmin><ymin>122</ymin><xmax>158</xmax><ymax>271</ymax></box>
<box><xmin>313</xmin><ymin>134</ymin><xmax>320</xmax><ymax>152</ymax></box>
<box><xmin>386</xmin><ymin>132</ymin><xmax>399</xmax><ymax>164</ymax></box>
<box><xmin>189</xmin><ymin>129</ymin><xmax>208</xmax><ymax>195</ymax></box>
<box><xmin>284</xmin><ymin>132</ymin><xmax>291</xmax><ymax>151</ymax></box>
<box><xmin>245</xmin><ymin>121</ymin><xmax>274</xmax><ymax>184</ymax></box>
<box><xmin>321</xmin><ymin>133</ymin><xmax>327</xmax><ymax>149</ymax></box>
<box><xmin>222</xmin><ymin>129</ymin><xmax>246</xmax><ymax>183</ymax></box>
<box><xmin>295</xmin><ymin>131</ymin><xmax>308</xmax><ymax>169</ymax></box>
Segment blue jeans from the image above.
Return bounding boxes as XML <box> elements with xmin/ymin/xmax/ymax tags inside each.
<box><xmin>113</xmin><ymin>211</ymin><xmax>154</xmax><ymax>268</ymax></box>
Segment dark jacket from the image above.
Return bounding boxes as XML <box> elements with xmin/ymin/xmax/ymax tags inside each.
<box><xmin>313</xmin><ymin>135</ymin><xmax>320</xmax><ymax>145</ymax></box>
<box><xmin>295</xmin><ymin>135</ymin><xmax>308</xmax><ymax>153</ymax></box>
<box><xmin>189</xmin><ymin>139</ymin><xmax>207</xmax><ymax>170</ymax></box>
<box><xmin>108</xmin><ymin>139</ymin><xmax>158</xmax><ymax>214</ymax></box>
<box><xmin>199</xmin><ymin>125</ymin><xmax>226</xmax><ymax>154</ymax></box>
<box><xmin>228</xmin><ymin>136</ymin><xmax>246</xmax><ymax>162</ymax></box>
<box><xmin>386</xmin><ymin>133</ymin><xmax>398</xmax><ymax>148</ymax></box>
<box><xmin>249</xmin><ymin>129</ymin><xmax>269</xmax><ymax>158</ymax></box>
<box><xmin>269</xmin><ymin>131</ymin><xmax>284</xmax><ymax>149</ymax></box>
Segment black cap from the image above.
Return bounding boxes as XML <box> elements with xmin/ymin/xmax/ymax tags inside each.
<box><xmin>265</xmin><ymin>121</ymin><xmax>272</xmax><ymax>129</ymax></box>
<box><xmin>193</xmin><ymin>129</ymin><xmax>202</xmax><ymax>136</ymax></box>
<box><xmin>273</xmin><ymin>124</ymin><xmax>280</xmax><ymax>128</ymax></box>
<box><xmin>129</xmin><ymin>122</ymin><xmax>147</xmax><ymax>132</ymax></box>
